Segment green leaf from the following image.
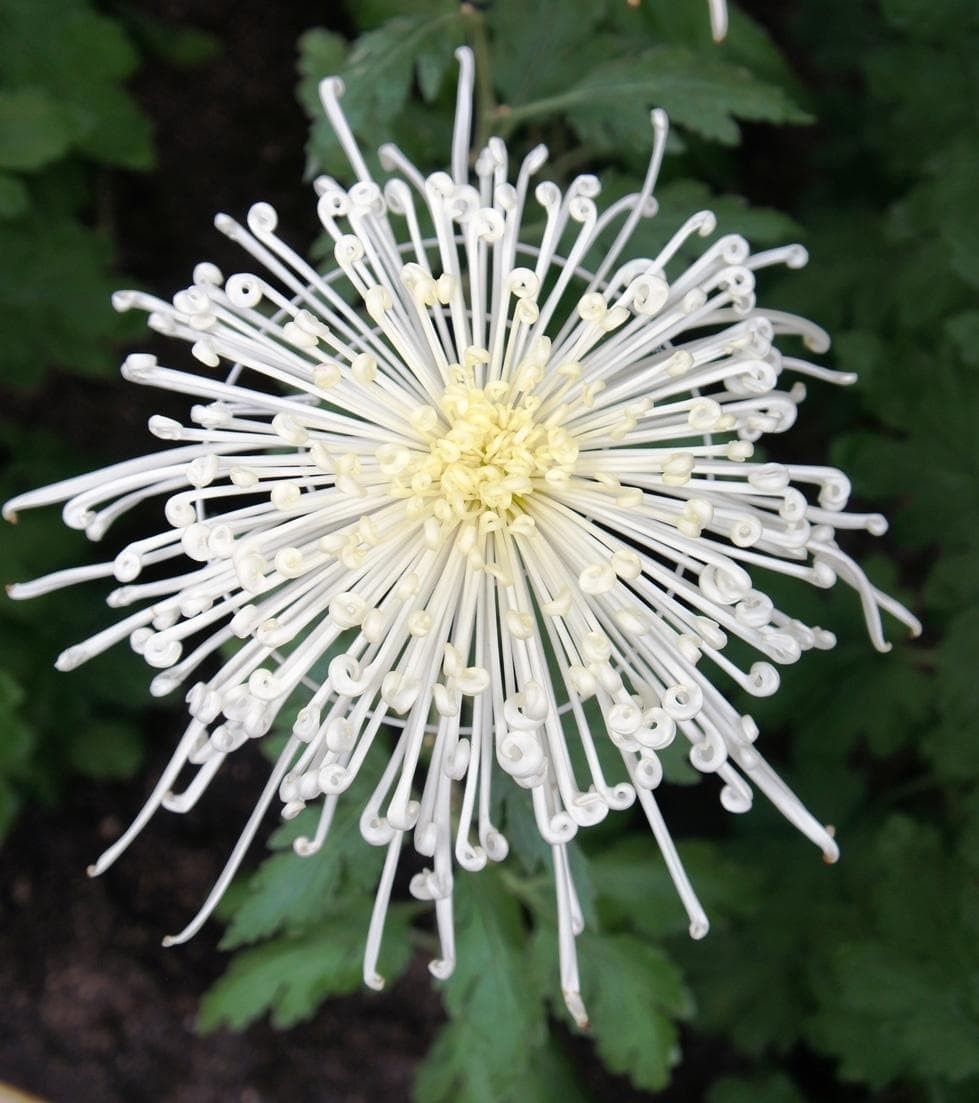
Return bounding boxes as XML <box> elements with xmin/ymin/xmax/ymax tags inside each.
<box><xmin>754</xmin><ymin>636</ymin><xmax>928</xmax><ymax>764</ymax></box>
<box><xmin>71</xmin><ymin>83</ymin><xmax>154</xmax><ymax>170</ymax></box>
<box><xmin>299</xmin><ymin>10</ymin><xmax>463</xmax><ymax>175</ymax></box>
<box><xmin>221</xmin><ymin>768</ymin><xmax>384</xmax><ymax>948</ymax></box>
<box><xmin>125</xmin><ymin>11</ymin><xmax>221</xmax><ymax>67</ymax></box>
<box><xmin>198</xmin><ymin>903</ymin><xmax>414</xmax><ymax>1032</ymax></box>
<box><xmin>505</xmin><ymin>47</ymin><xmax>810</xmax><ymax>149</ymax></box>
<box><xmin>0</xmin><ymin>171</ymin><xmax>28</xmax><ymax>217</ymax></box>
<box><xmin>925</xmin><ymin>607</ymin><xmax>979</xmax><ymax>780</ymax></box>
<box><xmin>414</xmin><ymin>1020</ymin><xmax>501</xmax><ymax>1103</ymax></box>
<box><xmin>586</xmin><ymin>173</ymin><xmax>801</xmax><ymax>282</ymax></box>
<box><xmin>67</xmin><ymin>718</ymin><xmax>144</xmax><ymax>780</ymax></box>
<box><xmin>654</xmin><ymin>179</ymin><xmax>803</xmax><ymax>244</ymax></box>
<box><xmin>432</xmin><ymin>868</ymin><xmax>547</xmax><ymax>1100</ymax></box>
<box><xmin>0</xmin><ymin>2</ymin><xmax>140</xmax><ymax>89</ymax></box>
<box><xmin>0</xmin><ymin>211</ymin><xmax>121</xmax><ymax>385</ymax></box>
<box><xmin>0</xmin><ymin>1</ymin><xmax>152</xmax><ymax>170</ymax></box>
<box><xmin>488</xmin><ymin>0</ymin><xmax>609</xmax><ymax>106</ymax></box>
<box><xmin>415</xmin><ymin>1024</ymin><xmax>592</xmax><ymax>1103</ymax></box>
<box><xmin>945</xmin><ymin>310</ymin><xmax>979</xmax><ymax>367</ymax></box>
<box><xmin>592</xmin><ymin>835</ymin><xmax>762</xmax><ymax>940</ymax></box>
<box><xmin>0</xmin><ymin>88</ymin><xmax>74</xmax><ymax>170</ymax></box>
<box><xmin>805</xmin><ymin>817</ymin><xmax>979</xmax><ymax>1088</ymax></box>
<box><xmin>341</xmin><ymin>11</ymin><xmax>461</xmax><ymax>119</ymax></box>
<box><xmin>673</xmin><ymin>829</ymin><xmax>840</xmax><ymax>1059</ymax></box>
<box><xmin>882</xmin><ymin>0</ymin><xmax>979</xmax><ymax>39</ymax></box>
<box><xmin>708</xmin><ymin>1072</ymin><xmax>808</xmax><ymax>1103</ymax></box>
<box><xmin>579</xmin><ymin>931</ymin><xmax>692</xmax><ymax>1092</ymax></box>
<box><xmin>834</xmin><ymin>368</ymin><xmax>979</xmax><ymax>549</ymax></box>
<box><xmin>296</xmin><ymin>28</ymin><xmax>349</xmax><ymax>118</ymax></box>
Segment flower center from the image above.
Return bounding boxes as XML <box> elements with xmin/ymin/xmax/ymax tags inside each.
<box><xmin>403</xmin><ymin>383</ymin><xmax>578</xmax><ymax>524</ymax></box>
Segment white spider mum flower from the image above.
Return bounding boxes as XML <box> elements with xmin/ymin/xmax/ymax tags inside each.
<box><xmin>4</xmin><ymin>46</ymin><xmax>919</xmax><ymax>1024</ymax></box>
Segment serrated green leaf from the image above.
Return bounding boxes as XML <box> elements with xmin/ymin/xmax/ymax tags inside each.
<box><xmin>432</xmin><ymin>868</ymin><xmax>547</xmax><ymax>1099</ymax></box>
<box><xmin>579</xmin><ymin>931</ymin><xmax>692</xmax><ymax>1091</ymax></box>
<box><xmin>592</xmin><ymin>835</ymin><xmax>762</xmax><ymax>940</ymax></box>
<box><xmin>414</xmin><ymin>1020</ymin><xmax>499</xmax><ymax>1103</ymax></box>
<box><xmin>296</xmin><ymin>28</ymin><xmax>348</xmax><ymax>119</ymax></box>
<box><xmin>415</xmin><ymin>1023</ymin><xmax>592</xmax><ymax>1103</ymax></box>
<box><xmin>299</xmin><ymin>10</ymin><xmax>463</xmax><ymax>175</ymax></box>
<box><xmin>198</xmin><ymin>903</ymin><xmax>414</xmax><ymax>1032</ymax></box>
<box><xmin>221</xmin><ymin>769</ymin><xmax>384</xmax><ymax>949</ymax></box>
<box><xmin>655</xmin><ymin>178</ymin><xmax>803</xmax><ymax>243</ymax></box>
<box><xmin>488</xmin><ymin>0</ymin><xmax>608</xmax><ymax>106</ymax></box>
<box><xmin>504</xmin><ymin>47</ymin><xmax>810</xmax><ymax>149</ymax></box>
<box><xmin>833</xmin><ymin>386</ymin><xmax>979</xmax><ymax>549</ymax></box>
<box><xmin>673</xmin><ymin>824</ymin><xmax>842</xmax><ymax>1059</ymax></box>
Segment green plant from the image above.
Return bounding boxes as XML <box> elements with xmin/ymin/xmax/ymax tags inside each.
<box><xmin>195</xmin><ymin>4</ymin><xmax>965</xmax><ymax>1098</ymax></box>
<box><xmin>4</xmin><ymin>2</ymin><xmax>974</xmax><ymax>1100</ymax></box>
<box><xmin>200</xmin><ymin>3</ymin><xmax>977</xmax><ymax>1100</ymax></box>
<box><xmin>0</xmin><ymin>0</ymin><xmax>217</xmax><ymax>835</ymax></box>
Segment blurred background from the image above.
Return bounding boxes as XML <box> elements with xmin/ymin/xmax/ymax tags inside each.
<box><xmin>0</xmin><ymin>1</ymin><xmax>976</xmax><ymax>1101</ymax></box>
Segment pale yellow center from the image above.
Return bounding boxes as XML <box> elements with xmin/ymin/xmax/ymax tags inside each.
<box><xmin>399</xmin><ymin>383</ymin><xmax>578</xmax><ymax>523</ymax></box>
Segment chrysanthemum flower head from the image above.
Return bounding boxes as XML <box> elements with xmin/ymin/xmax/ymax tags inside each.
<box><xmin>4</xmin><ymin>39</ymin><xmax>919</xmax><ymax>1024</ymax></box>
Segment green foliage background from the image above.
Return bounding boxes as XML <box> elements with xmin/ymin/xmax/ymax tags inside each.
<box><xmin>1</xmin><ymin>1</ymin><xmax>977</xmax><ymax>1101</ymax></box>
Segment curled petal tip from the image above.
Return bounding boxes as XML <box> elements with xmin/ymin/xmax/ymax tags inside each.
<box><xmin>85</xmin><ymin>864</ymin><xmax>99</xmax><ymax>878</ymax></box>
<box><xmin>293</xmin><ymin>837</ymin><xmax>322</xmax><ymax>857</ymax></box>
<box><xmin>689</xmin><ymin>917</ymin><xmax>710</xmax><ymax>940</ymax></box>
<box><xmin>365</xmin><ymin>971</ymin><xmax>385</xmax><ymax>992</ymax></box>
<box><xmin>428</xmin><ymin>958</ymin><xmax>455</xmax><ymax>980</ymax></box>
<box><xmin>564</xmin><ymin>990</ymin><xmax>590</xmax><ymax>1030</ymax></box>
<box><xmin>822</xmin><ymin>827</ymin><xmax>840</xmax><ymax>864</ymax></box>
<box><xmin>161</xmin><ymin>935</ymin><xmax>177</xmax><ymax>948</ymax></box>
<box><xmin>709</xmin><ymin>0</ymin><xmax>729</xmax><ymax>41</ymax></box>
<box><xmin>319</xmin><ymin>75</ymin><xmax>344</xmax><ymax>101</ymax></box>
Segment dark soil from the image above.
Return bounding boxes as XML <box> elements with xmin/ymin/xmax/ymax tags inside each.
<box><xmin>0</xmin><ymin>748</ymin><xmax>443</xmax><ymax>1103</ymax></box>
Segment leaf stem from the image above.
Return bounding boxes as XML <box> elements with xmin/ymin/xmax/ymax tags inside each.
<box><xmin>494</xmin><ymin>91</ymin><xmax>577</xmax><ymax>136</ymax></box>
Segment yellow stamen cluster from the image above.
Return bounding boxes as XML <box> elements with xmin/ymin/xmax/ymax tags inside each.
<box><xmin>396</xmin><ymin>383</ymin><xmax>578</xmax><ymax>525</ymax></box>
